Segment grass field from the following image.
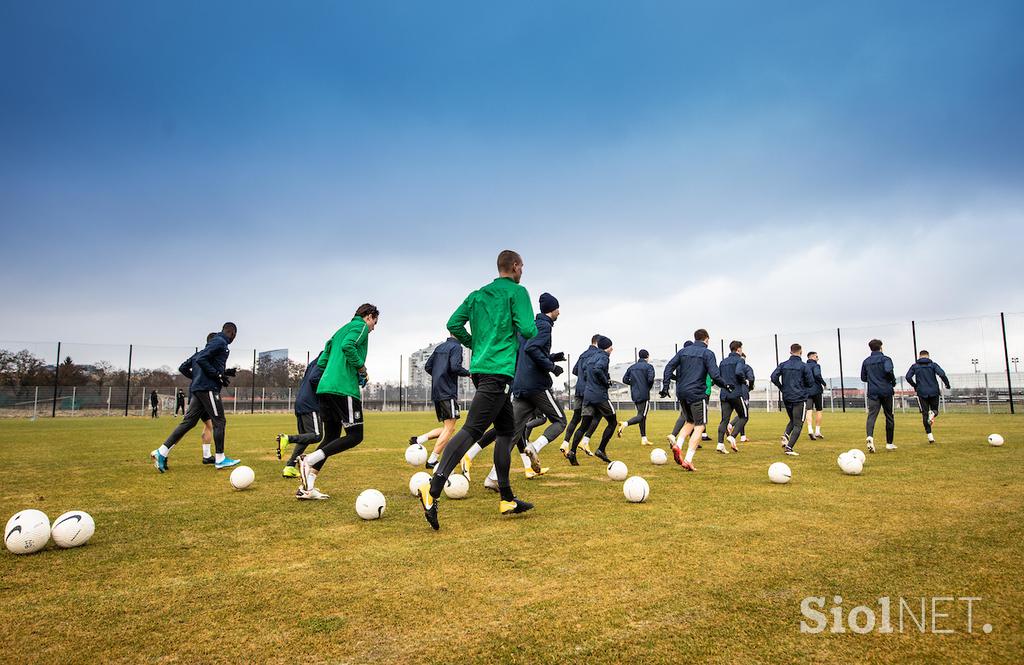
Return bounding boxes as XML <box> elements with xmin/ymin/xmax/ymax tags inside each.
<box><xmin>1</xmin><ymin>410</ymin><xmax>1022</xmax><ymax>664</ymax></box>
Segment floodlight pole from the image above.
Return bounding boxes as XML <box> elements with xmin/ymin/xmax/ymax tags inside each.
<box><xmin>399</xmin><ymin>355</ymin><xmax>403</xmax><ymax>412</ymax></box>
<box><xmin>51</xmin><ymin>341</ymin><xmax>61</xmax><ymax>417</ymax></box>
<box><xmin>124</xmin><ymin>344</ymin><xmax>133</xmax><ymax>416</ymax></box>
<box><xmin>911</xmin><ymin>320</ymin><xmax>918</xmax><ymax>358</ymax></box>
<box><xmin>836</xmin><ymin>328</ymin><xmax>846</xmax><ymax>413</ymax></box>
<box><xmin>251</xmin><ymin>349</ymin><xmax>256</xmax><ymax>414</ymax></box>
<box><xmin>1001</xmin><ymin>312</ymin><xmax>1015</xmax><ymax>414</ymax></box>
<box><xmin>773</xmin><ymin>334</ymin><xmax>781</xmax><ymax>410</ymax></box>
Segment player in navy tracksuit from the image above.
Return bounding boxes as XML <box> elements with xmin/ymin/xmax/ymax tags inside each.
<box><xmin>905</xmin><ymin>350</ymin><xmax>950</xmax><ymax>443</ymax></box>
<box><xmin>409</xmin><ymin>336</ymin><xmax>471</xmax><ymax>469</ymax></box>
<box><xmin>770</xmin><ymin>343</ymin><xmax>814</xmax><ymax>455</ymax></box>
<box><xmin>277</xmin><ymin>352</ymin><xmax>325</xmax><ymax>477</ymax></box>
<box><xmin>563</xmin><ymin>334</ymin><xmax>602</xmax><ymax>455</ymax></box>
<box><xmin>618</xmin><ymin>349</ymin><xmax>656</xmax><ymax>444</ymax></box>
<box><xmin>568</xmin><ymin>336</ymin><xmax>616</xmax><ymax>465</ymax></box>
<box><xmin>173</xmin><ymin>333</ymin><xmax>217</xmax><ymax>464</ymax></box>
<box><xmin>861</xmin><ymin>338</ymin><xmax>897</xmax><ymax>452</ymax></box>
<box><xmin>717</xmin><ymin>341</ymin><xmax>750</xmax><ymax>453</ymax></box>
<box><xmin>151</xmin><ymin>323</ymin><xmax>241</xmax><ymax>472</ymax></box>
<box><xmin>729</xmin><ymin>354</ymin><xmax>755</xmax><ymax>442</ymax></box>
<box><xmin>479</xmin><ymin>293</ymin><xmax>567</xmax><ymax>485</ymax></box>
<box><xmin>659</xmin><ymin>329</ymin><xmax>731</xmax><ymax>471</ymax></box>
<box><xmin>804</xmin><ymin>352</ymin><xmax>829</xmax><ymax>440</ymax></box>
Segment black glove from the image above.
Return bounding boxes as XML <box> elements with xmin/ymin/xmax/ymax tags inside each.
<box><xmin>224</xmin><ymin>368</ymin><xmax>237</xmax><ymax>377</ymax></box>
<box><xmin>552</xmin><ymin>365</ymin><xmax>564</xmax><ymax>377</ymax></box>
<box><xmin>659</xmin><ymin>389</ymin><xmax>670</xmax><ymax>399</ymax></box>
<box><xmin>358</xmin><ymin>374</ymin><xmax>368</xmax><ymax>388</ymax></box>
<box><xmin>219</xmin><ymin>375</ymin><xmax>231</xmax><ymax>387</ymax></box>
<box><xmin>550</xmin><ymin>352</ymin><xmax>566</xmax><ymax>363</ymax></box>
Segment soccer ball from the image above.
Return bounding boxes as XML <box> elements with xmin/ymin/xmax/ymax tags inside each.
<box><xmin>50</xmin><ymin>511</ymin><xmax>95</xmax><ymax>549</ymax></box>
<box><xmin>839</xmin><ymin>455</ymin><xmax>863</xmax><ymax>475</ymax></box>
<box><xmin>229</xmin><ymin>465</ymin><xmax>255</xmax><ymax>490</ymax></box>
<box><xmin>355</xmin><ymin>489</ymin><xmax>386</xmax><ymax>520</ymax></box>
<box><xmin>607</xmin><ymin>461</ymin><xmax>628</xmax><ymax>481</ymax></box>
<box><xmin>768</xmin><ymin>462</ymin><xmax>792</xmax><ymax>484</ymax></box>
<box><xmin>650</xmin><ymin>448</ymin><xmax>668</xmax><ymax>465</ymax></box>
<box><xmin>988</xmin><ymin>434</ymin><xmax>1004</xmax><ymax>447</ymax></box>
<box><xmin>4</xmin><ymin>509</ymin><xmax>50</xmax><ymax>555</ymax></box>
<box><xmin>443</xmin><ymin>474</ymin><xmax>470</xmax><ymax>499</ymax></box>
<box><xmin>837</xmin><ymin>452</ymin><xmax>852</xmax><ymax>467</ymax></box>
<box><xmin>848</xmin><ymin>449</ymin><xmax>866</xmax><ymax>464</ymax></box>
<box><xmin>409</xmin><ymin>471</ymin><xmax>432</xmax><ymax>497</ymax></box>
<box><xmin>405</xmin><ymin>444</ymin><xmax>428</xmax><ymax>466</ymax></box>
<box><xmin>623</xmin><ymin>476</ymin><xmax>649</xmax><ymax>503</ymax></box>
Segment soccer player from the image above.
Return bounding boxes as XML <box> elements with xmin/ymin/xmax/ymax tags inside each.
<box><xmin>618</xmin><ymin>349</ymin><xmax>656</xmax><ymax>445</ymax></box>
<box><xmin>563</xmin><ymin>334</ymin><xmax>602</xmax><ymax>455</ymax></box>
<box><xmin>861</xmin><ymin>338</ymin><xmax>897</xmax><ymax>453</ymax></box>
<box><xmin>408</xmin><ymin>335</ymin><xmax>471</xmax><ymax>469</ymax></box>
<box><xmin>296</xmin><ymin>303</ymin><xmax>379</xmax><ymax>500</ymax></box>
<box><xmin>659</xmin><ymin>329</ymin><xmax>731</xmax><ymax>471</ymax></box>
<box><xmin>149</xmin><ymin>390</ymin><xmax>159</xmax><ymax>418</ymax></box>
<box><xmin>568</xmin><ymin>336</ymin><xmax>616</xmax><ymax>464</ymax></box>
<box><xmin>417</xmin><ymin>250</ymin><xmax>538</xmax><ymax>530</ymax></box>
<box><xmin>906</xmin><ymin>350</ymin><xmax>950</xmax><ymax>443</ymax></box>
<box><xmin>151</xmin><ymin>323</ymin><xmax>240</xmax><ymax>472</ymax></box>
<box><xmin>729</xmin><ymin>354</ymin><xmax>755</xmax><ymax>443</ymax></box>
<box><xmin>770</xmin><ymin>343</ymin><xmax>814</xmax><ymax>456</ymax></box>
<box><xmin>174</xmin><ymin>388</ymin><xmax>186</xmax><ymax>416</ymax></box>
<box><xmin>276</xmin><ymin>352</ymin><xmax>325</xmax><ymax>478</ymax></box>
<box><xmin>464</xmin><ymin>409</ymin><xmax>548</xmax><ymax>488</ymax></box>
<box><xmin>175</xmin><ymin>333</ymin><xmax>218</xmax><ymax>464</ymax></box>
<box><xmin>804</xmin><ymin>351</ymin><xmax>828</xmax><ymax>440</ymax></box>
<box><xmin>717</xmin><ymin>341</ymin><xmax>749</xmax><ymax>453</ymax></box>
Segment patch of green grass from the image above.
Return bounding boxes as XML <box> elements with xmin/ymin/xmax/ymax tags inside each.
<box><xmin>1</xmin><ymin>410</ymin><xmax>1022</xmax><ymax>663</ymax></box>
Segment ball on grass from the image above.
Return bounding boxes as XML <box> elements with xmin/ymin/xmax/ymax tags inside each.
<box><xmin>50</xmin><ymin>511</ymin><xmax>95</xmax><ymax>549</ymax></box>
<box><xmin>405</xmin><ymin>444</ymin><xmax>428</xmax><ymax>466</ymax></box>
<box><xmin>768</xmin><ymin>462</ymin><xmax>792</xmax><ymax>484</ymax></box>
<box><xmin>443</xmin><ymin>474</ymin><xmax>469</xmax><ymax>499</ymax></box>
<box><xmin>623</xmin><ymin>476</ymin><xmax>650</xmax><ymax>502</ymax></box>
<box><xmin>355</xmin><ymin>489</ymin><xmax>386</xmax><ymax>520</ymax></box>
<box><xmin>409</xmin><ymin>471</ymin><xmax>431</xmax><ymax>497</ymax></box>
<box><xmin>607</xmin><ymin>460</ymin><xmax>628</xmax><ymax>481</ymax></box>
<box><xmin>229</xmin><ymin>465</ymin><xmax>255</xmax><ymax>490</ymax></box>
<box><xmin>4</xmin><ymin>509</ymin><xmax>50</xmax><ymax>555</ymax></box>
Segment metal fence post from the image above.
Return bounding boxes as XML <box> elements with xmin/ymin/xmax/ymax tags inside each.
<box><xmin>773</xmin><ymin>334</ymin><xmax>781</xmax><ymax>410</ymax></box>
<box><xmin>51</xmin><ymin>341</ymin><xmax>61</xmax><ymax>417</ymax></box>
<box><xmin>124</xmin><ymin>344</ymin><xmax>133</xmax><ymax>417</ymax></box>
<box><xmin>233</xmin><ymin>387</ymin><xmax>238</xmax><ymax>414</ymax></box>
<box><xmin>399</xmin><ymin>355</ymin><xmax>404</xmax><ymax>412</ymax></box>
<box><xmin>250</xmin><ymin>349</ymin><xmax>256</xmax><ymax>415</ymax></box>
<box><xmin>71</xmin><ymin>386</ymin><xmax>76</xmax><ymax>414</ymax></box>
<box><xmin>984</xmin><ymin>373</ymin><xmax>991</xmax><ymax>414</ymax></box>
<box><xmin>836</xmin><ymin>328</ymin><xmax>846</xmax><ymax>413</ymax></box>
<box><xmin>911</xmin><ymin>320</ymin><xmax>918</xmax><ymax>358</ymax></box>
<box><xmin>33</xmin><ymin>386</ymin><xmax>38</xmax><ymax>418</ymax></box>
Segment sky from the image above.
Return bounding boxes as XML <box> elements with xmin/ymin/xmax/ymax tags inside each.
<box><xmin>2</xmin><ymin>1</ymin><xmax>1024</xmax><ymax>379</ymax></box>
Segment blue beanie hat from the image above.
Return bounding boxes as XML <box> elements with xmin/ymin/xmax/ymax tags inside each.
<box><xmin>539</xmin><ymin>292</ymin><xmax>559</xmax><ymax>313</ymax></box>
<box><xmin>598</xmin><ymin>336</ymin><xmax>613</xmax><ymax>350</ymax></box>
<box><xmin>639</xmin><ymin>349</ymin><xmax>649</xmax><ymax>359</ymax></box>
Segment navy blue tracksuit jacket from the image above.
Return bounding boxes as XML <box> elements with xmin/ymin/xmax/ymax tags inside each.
<box><xmin>424</xmin><ymin>337</ymin><xmax>470</xmax><ymax>402</ymax></box>
<box><xmin>771</xmin><ymin>356</ymin><xmax>814</xmax><ymax>403</ymax></box>
<box><xmin>622</xmin><ymin>360</ymin><xmax>656</xmax><ymax>403</ymax></box>
<box><xmin>294</xmin><ymin>353</ymin><xmax>324</xmax><ymax>415</ymax></box>
<box><xmin>807</xmin><ymin>359</ymin><xmax>828</xmax><ymax>395</ymax></box>
<box><xmin>190</xmin><ymin>332</ymin><xmax>231</xmax><ymax>394</ymax></box>
<box><xmin>663</xmin><ymin>341</ymin><xmax>728</xmax><ymax>402</ymax></box>
<box><xmin>583</xmin><ymin>351</ymin><xmax>611</xmax><ymax>405</ymax></box>
<box><xmin>573</xmin><ymin>345</ymin><xmax>601</xmax><ymax>397</ymax></box>
<box><xmin>718</xmin><ymin>353</ymin><xmax>750</xmax><ymax>401</ymax></box>
<box><xmin>513</xmin><ymin>313</ymin><xmax>560</xmax><ymax>396</ymax></box>
<box><xmin>905</xmin><ymin>357</ymin><xmax>950</xmax><ymax>398</ymax></box>
<box><xmin>861</xmin><ymin>351</ymin><xmax>896</xmax><ymax>399</ymax></box>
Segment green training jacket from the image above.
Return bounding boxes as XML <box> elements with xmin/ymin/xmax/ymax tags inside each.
<box><xmin>316</xmin><ymin>316</ymin><xmax>370</xmax><ymax>399</ymax></box>
<box><xmin>447</xmin><ymin>277</ymin><xmax>537</xmax><ymax>378</ymax></box>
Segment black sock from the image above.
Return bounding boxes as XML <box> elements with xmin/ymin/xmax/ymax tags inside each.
<box><xmin>499</xmin><ymin>486</ymin><xmax>514</xmax><ymax>502</ymax></box>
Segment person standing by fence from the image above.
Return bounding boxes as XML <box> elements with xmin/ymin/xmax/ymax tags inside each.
<box><xmin>150</xmin><ymin>390</ymin><xmax>159</xmax><ymax>418</ymax></box>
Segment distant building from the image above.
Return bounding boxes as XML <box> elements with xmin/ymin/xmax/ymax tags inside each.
<box><xmin>408</xmin><ymin>341</ymin><xmax>472</xmax><ymax>395</ymax></box>
<box><xmin>258</xmin><ymin>349</ymin><xmax>289</xmax><ymax>365</ymax></box>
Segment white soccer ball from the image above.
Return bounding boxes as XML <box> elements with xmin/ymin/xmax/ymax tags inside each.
<box><xmin>848</xmin><ymin>449</ymin><xmax>866</xmax><ymax>464</ymax></box>
<box><xmin>409</xmin><ymin>471</ymin><xmax>432</xmax><ymax>497</ymax></box>
<box><xmin>229</xmin><ymin>465</ymin><xmax>255</xmax><ymax>490</ymax></box>
<box><xmin>405</xmin><ymin>444</ymin><xmax>428</xmax><ymax>466</ymax></box>
<box><xmin>50</xmin><ymin>511</ymin><xmax>95</xmax><ymax>549</ymax></box>
<box><xmin>607</xmin><ymin>460</ymin><xmax>628</xmax><ymax>481</ymax></box>
<box><xmin>650</xmin><ymin>448</ymin><xmax>668</xmax><ymax>465</ymax></box>
<box><xmin>768</xmin><ymin>462</ymin><xmax>792</xmax><ymax>484</ymax></box>
<box><xmin>5</xmin><ymin>509</ymin><xmax>50</xmax><ymax>555</ymax></box>
<box><xmin>623</xmin><ymin>476</ymin><xmax>650</xmax><ymax>503</ymax></box>
<box><xmin>988</xmin><ymin>433</ymin><xmax>1005</xmax><ymax>447</ymax></box>
<box><xmin>355</xmin><ymin>489</ymin><xmax>386</xmax><ymax>520</ymax></box>
<box><xmin>839</xmin><ymin>455</ymin><xmax>863</xmax><ymax>475</ymax></box>
<box><xmin>837</xmin><ymin>452</ymin><xmax>852</xmax><ymax>468</ymax></box>
<box><xmin>443</xmin><ymin>473</ymin><xmax>470</xmax><ymax>499</ymax></box>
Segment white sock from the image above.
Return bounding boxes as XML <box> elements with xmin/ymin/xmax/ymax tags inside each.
<box><xmin>202</xmin><ymin>444</ymin><xmax>211</xmax><ymax>458</ymax></box>
<box><xmin>716</xmin><ymin>443</ymin><xmax>725</xmax><ymax>450</ymax></box>
<box><xmin>416</xmin><ymin>434</ymin><xmax>429</xmax><ymax>445</ymax></box>
<box><xmin>684</xmin><ymin>449</ymin><xmax>695</xmax><ymax>464</ymax></box>
<box><xmin>815</xmin><ymin>426</ymin><xmax>821</xmax><ymax>435</ymax></box>
<box><xmin>532</xmin><ymin>436</ymin><xmax>550</xmax><ymax>453</ymax></box>
<box><xmin>642</xmin><ymin>437</ymin><xmax>649</xmax><ymax>445</ymax></box>
<box><xmin>928</xmin><ymin>433</ymin><xmax>935</xmax><ymax>441</ymax></box>
<box><xmin>740</xmin><ymin>435</ymin><xmax>747</xmax><ymax>442</ymax></box>
<box><xmin>215</xmin><ymin>453</ymin><xmax>225</xmax><ymax>463</ymax></box>
<box><xmin>158</xmin><ymin>445</ymin><xmax>171</xmax><ymax>457</ymax></box>
<box><xmin>467</xmin><ymin>443</ymin><xmax>483</xmax><ymax>461</ymax></box>
<box><xmin>428</xmin><ymin>452</ymin><xmax>439</xmax><ymax>464</ymax></box>
<box><xmin>581</xmin><ymin>436</ymin><xmax>590</xmax><ymax>447</ymax></box>
<box><xmin>305</xmin><ymin>449</ymin><xmax>326</xmax><ymax>467</ymax></box>
<box><xmin>487</xmin><ymin>466</ymin><xmax>498</xmax><ymax>482</ymax></box>
<box><xmin>520</xmin><ymin>453</ymin><xmax>532</xmax><ymax>470</ymax></box>
<box><xmin>307</xmin><ymin>473</ymin><xmax>316</xmax><ymax>489</ymax></box>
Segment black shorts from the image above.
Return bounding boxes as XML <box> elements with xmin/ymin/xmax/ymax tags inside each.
<box><xmin>319</xmin><ymin>394</ymin><xmax>364</xmax><ymax>426</ymax></box>
<box><xmin>571</xmin><ymin>394</ymin><xmax>585</xmax><ymax>410</ymax></box>
<box><xmin>434</xmin><ymin>398</ymin><xmax>460</xmax><ymax>422</ymax></box>
<box><xmin>806</xmin><ymin>394</ymin><xmax>824</xmax><ymax>411</ymax></box>
<box><xmin>917</xmin><ymin>395</ymin><xmax>940</xmax><ymax>413</ymax></box>
<box><xmin>583</xmin><ymin>400</ymin><xmax>615</xmax><ymax>418</ymax></box>
<box><xmin>680</xmin><ymin>399</ymin><xmax>708</xmax><ymax>426</ymax></box>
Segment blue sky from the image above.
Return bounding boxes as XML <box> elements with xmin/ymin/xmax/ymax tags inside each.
<box><xmin>2</xmin><ymin>1</ymin><xmax>1024</xmax><ymax>378</ymax></box>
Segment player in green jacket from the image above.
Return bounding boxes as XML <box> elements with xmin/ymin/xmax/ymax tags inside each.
<box><xmin>296</xmin><ymin>303</ymin><xmax>379</xmax><ymax>500</ymax></box>
<box><xmin>418</xmin><ymin>250</ymin><xmax>537</xmax><ymax>530</ymax></box>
